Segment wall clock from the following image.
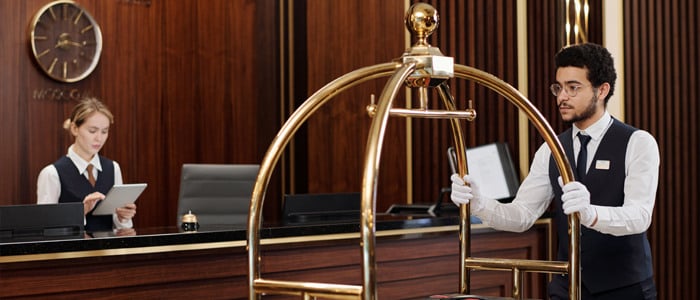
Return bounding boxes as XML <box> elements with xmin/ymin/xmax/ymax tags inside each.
<box><xmin>29</xmin><ymin>0</ymin><xmax>103</xmax><ymax>83</ymax></box>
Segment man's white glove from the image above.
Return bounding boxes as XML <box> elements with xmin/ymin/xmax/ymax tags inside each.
<box><xmin>559</xmin><ymin>177</ymin><xmax>598</xmax><ymax>227</ymax></box>
<box><xmin>450</xmin><ymin>174</ymin><xmax>485</xmax><ymax>213</ymax></box>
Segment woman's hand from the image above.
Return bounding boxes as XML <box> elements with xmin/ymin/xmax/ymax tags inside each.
<box><xmin>116</xmin><ymin>203</ymin><xmax>137</xmax><ymax>223</ymax></box>
<box><xmin>115</xmin><ymin>228</ymin><xmax>137</xmax><ymax>236</ymax></box>
<box><xmin>82</xmin><ymin>192</ymin><xmax>105</xmax><ymax>215</ymax></box>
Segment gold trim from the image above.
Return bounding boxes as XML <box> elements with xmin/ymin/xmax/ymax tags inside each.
<box><xmin>286</xmin><ymin>0</ymin><xmax>296</xmax><ymax>194</ymax></box>
<box><xmin>3</xmin><ymin>219</ymin><xmax>551</xmax><ymax>264</ymax></box>
<box><xmin>261</xmin><ymin>224</ymin><xmax>463</xmax><ymax>245</ymax></box>
<box><xmin>279</xmin><ymin>0</ymin><xmax>287</xmax><ymax>195</ymax></box>
<box><xmin>517</xmin><ymin>0</ymin><xmax>530</xmax><ymax>180</ymax></box>
<box><xmin>279</xmin><ymin>0</ymin><xmax>295</xmax><ymax>195</ymax></box>
<box><xmin>0</xmin><ymin>223</ymin><xmax>475</xmax><ymax>264</ymax></box>
<box><xmin>0</xmin><ymin>241</ymin><xmax>243</xmax><ymax>264</ymax></box>
<box><xmin>602</xmin><ymin>0</ymin><xmax>625</xmax><ymax>121</ymax></box>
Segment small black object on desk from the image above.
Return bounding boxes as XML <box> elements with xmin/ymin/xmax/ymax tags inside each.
<box><xmin>181</xmin><ymin>210</ymin><xmax>200</xmax><ymax>231</ymax></box>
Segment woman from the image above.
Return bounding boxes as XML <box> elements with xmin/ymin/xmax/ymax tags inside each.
<box><xmin>37</xmin><ymin>97</ymin><xmax>136</xmax><ymax>231</ymax></box>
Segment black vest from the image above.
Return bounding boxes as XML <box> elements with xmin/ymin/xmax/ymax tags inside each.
<box><xmin>548</xmin><ymin>119</ymin><xmax>653</xmax><ymax>293</ymax></box>
<box><xmin>55</xmin><ymin>156</ymin><xmax>115</xmax><ymax>231</ymax></box>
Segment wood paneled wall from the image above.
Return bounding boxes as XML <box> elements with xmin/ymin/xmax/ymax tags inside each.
<box><xmin>408</xmin><ymin>0</ymin><xmax>523</xmax><ymax>206</ymax></box>
<box><xmin>624</xmin><ymin>1</ymin><xmax>700</xmax><ymax>299</ymax></box>
<box><xmin>294</xmin><ymin>0</ymin><xmax>408</xmax><ymax>211</ymax></box>
<box><xmin>0</xmin><ymin>0</ymin><xmax>281</xmax><ymax>226</ymax></box>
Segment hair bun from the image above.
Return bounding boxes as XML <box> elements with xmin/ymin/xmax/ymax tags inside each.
<box><xmin>62</xmin><ymin>118</ymin><xmax>72</xmax><ymax>130</ymax></box>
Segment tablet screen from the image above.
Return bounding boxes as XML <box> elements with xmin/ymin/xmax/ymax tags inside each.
<box><xmin>92</xmin><ymin>183</ymin><xmax>147</xmax><ymax>215</ymax></box>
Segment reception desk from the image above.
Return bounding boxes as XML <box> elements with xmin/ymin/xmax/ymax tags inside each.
<box><xmin>0</xmin><ymin>216</ymin><xmax>552</xmax><ymax>299</ymax></box>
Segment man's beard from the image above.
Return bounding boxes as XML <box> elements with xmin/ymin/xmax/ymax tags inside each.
<box><xmin>562</xmin><ymin>93</ymin><xmax>598</xmax><ymax>125</ymax></box>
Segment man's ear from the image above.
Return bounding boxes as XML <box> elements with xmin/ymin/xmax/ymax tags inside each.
<box><xmin>596</xmin><ymin>82</ymin><xmax>611</xmax><ymax>102</ymax></box>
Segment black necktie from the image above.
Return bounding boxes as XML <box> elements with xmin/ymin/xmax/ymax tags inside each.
<box><xmin>577</xmin><ymin>133</ymin><xmax>591</xmax><ymax>180</ymax></box>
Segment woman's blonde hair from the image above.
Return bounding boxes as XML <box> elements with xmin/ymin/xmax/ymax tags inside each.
<box><xmin>63</xmin><ymin>97</ymin><xmax>114</xmax><ymax>131</ymax></box>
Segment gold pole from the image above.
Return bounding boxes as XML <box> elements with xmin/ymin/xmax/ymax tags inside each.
<box><xmin>513</xmin><ymin>267</ymin><xmax>523</xmax><ymax>299</ymax></box>
<box><xmin>361</xmin><ymin>63</ymin><xmax>418</xmax><ymax>299</ymax></box>
<box><xmin>436</xmin><ymin>84</ymin><xmax>471</xmax><ymax>294</ymax></box>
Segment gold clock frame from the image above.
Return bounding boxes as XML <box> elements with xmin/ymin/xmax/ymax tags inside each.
<box><xmin>28</xmin><ymin>0</ymin><xmax>103</xmax><ymax>83</ymax></box>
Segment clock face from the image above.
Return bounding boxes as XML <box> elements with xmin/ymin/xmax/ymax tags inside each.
<box><xmin>29</xmin><ymin>0</ymin><xmax>102</xmax><ymax>83</ymax></box>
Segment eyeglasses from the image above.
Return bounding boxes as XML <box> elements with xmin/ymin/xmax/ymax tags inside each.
<box><xmin>550</xmin><ymin>83</ymin><xmax>590</xmax><ymax>97</ymax></box>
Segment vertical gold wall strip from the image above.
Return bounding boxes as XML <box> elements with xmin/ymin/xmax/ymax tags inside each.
<box><xmin>405</xmin><ymin>0</ymin><xmax>413</xmax><ymax>204</ymax></box>
<box><xmin>278</xmin><ymin>0</ymin><xmax>296</xmax><ymax>194</ymax></box>
<box><xmin>602</xmin><ymin>0</ymin><xmax>625</xmax><ymax>121</ymax></box>
<box><xmin>516</xmin><ymin>0</ymin><xmax>530</xmax><ymax>180</ymax></box>
<box><xmin>285</xmin><ymin>0</ymin><xmax>295</xmax><ymax>193</ymax></box>
<box><xmin>279</xmin><ymin>0</ymin><xmax>288</xmax><ymax>194</ymax></box>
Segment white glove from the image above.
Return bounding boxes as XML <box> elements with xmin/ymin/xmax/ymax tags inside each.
<box><xmin>558</xmin><ymin>177</ymin><xmax>597</xmax><ymax>227</ymax></box>
<box><xmin>450</xmin><ymin>174</ymin><xmax>485</xmax><ymax>213</ymax></box>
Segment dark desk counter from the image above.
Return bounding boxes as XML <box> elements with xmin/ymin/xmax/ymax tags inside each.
<box><xmin>0</xmin><ymin>215</ymin><xmax>550</xmax><ymax>299</ymax></box>
<box><xmin>0</xmin><ymin>214</ymin><xmax>466</xmax><ymax>259</ymax></box>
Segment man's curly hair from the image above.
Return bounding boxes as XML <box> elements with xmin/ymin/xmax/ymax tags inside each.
<box><xmin>555</xmin><ymin>43</ymin><xmax>617</xmax><ymax>104</ymax></box>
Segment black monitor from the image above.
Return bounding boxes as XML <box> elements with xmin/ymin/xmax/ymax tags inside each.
<box><xmin>282</xmin><ymin>192</ymin><xmax>361</xmax><ymax>224</ymax></box>
<box><xmin>0</xmin><ymin>203</ymin><xmax>84</xmax><ymax>240</ymax></box>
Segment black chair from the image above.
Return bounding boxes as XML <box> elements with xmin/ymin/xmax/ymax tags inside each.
<box><xmin>176</xmin><ymin>164</ymin><xmax>259</xmax><ymax>226</ymax></box>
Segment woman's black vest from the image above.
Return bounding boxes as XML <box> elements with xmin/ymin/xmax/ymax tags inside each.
<box><xmin>54</xmin><ymin>156</ymin><xmax>115</xmax><ymax>231</ymax></box>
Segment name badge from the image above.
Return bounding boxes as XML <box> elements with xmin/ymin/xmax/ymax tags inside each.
<box><xmin>595</xmin><ymin>160</ymin><xmax>610</xmax><ymax>170</ymax></box>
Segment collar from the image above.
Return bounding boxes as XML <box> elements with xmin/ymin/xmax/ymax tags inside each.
<box><xmin>67</xmin><ymin>145</ymin><xmax>102</xmax><ymax>175</ymax></box>
<box><xmin>572</xmin><ymin>111</ymin><xmax>612</xmax><ymax>142</ymax></box>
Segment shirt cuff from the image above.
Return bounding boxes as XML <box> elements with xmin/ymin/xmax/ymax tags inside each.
<box><xmin>587</xmin><ymin>205</ymin><xmax>607</xmax><ymax>230</ymax></box>
<box><xmin>112</xmin><ymin>213</ymin><xmax>133</xmax><ymax>229</ymax></box>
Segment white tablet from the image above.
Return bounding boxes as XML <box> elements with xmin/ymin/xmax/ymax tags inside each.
<box><xmin>92</xmin><ymin>183</ymin><xmax>147</xmax><ymax>215</ymax></box>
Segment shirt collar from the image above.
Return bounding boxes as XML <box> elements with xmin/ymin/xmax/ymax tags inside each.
<box><xmin>67</xmin><ymin>145</ymin><xmax>102</xmax><ymax>174</ymax></box>
<box><xmin>572</xmin><ymin>111</ymin><xmax>611</xmax><ymax>142</ymax></box>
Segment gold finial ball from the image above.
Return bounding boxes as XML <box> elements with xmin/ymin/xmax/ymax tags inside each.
<box><xmin>405</xmin><ymin>3</ymin><xmax>439</xmax><ymax>39</ymax></box>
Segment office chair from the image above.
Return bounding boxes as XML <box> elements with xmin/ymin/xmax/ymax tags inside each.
<box><xmin>176</xmin><ymin>164</ymin><xmax>259</xmax><ymax>226</ymax></box>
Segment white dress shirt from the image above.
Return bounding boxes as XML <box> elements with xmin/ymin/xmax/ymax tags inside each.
<box><xmin>474</xmin><ymin>111</ymin><xmax>659</xmax><ymax>236</ymax></box>
<box><xmin>37</xmin><ymin>145</ymin><xmax>132</xmax><ymax>229</ymax></box>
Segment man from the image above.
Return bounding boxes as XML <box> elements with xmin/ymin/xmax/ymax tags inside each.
<box><xmin>451</xmin><ymin>43</ymin><xmax>659</xmax><ymax>299</ymax></box>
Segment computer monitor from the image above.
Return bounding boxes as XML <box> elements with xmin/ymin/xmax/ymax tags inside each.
<box><xmin>282</xmin><ymin>192</ymin><xmax>361</xmax><ymax>224</ymax></box>
<box><xmin>0</xmin><ymin>203</ymin><xmax>84</xmax><ymax>240</ymax></box>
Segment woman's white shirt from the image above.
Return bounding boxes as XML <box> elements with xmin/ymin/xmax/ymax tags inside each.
<box><xmin>37</xmin><ymin>145</ymin><xmax>131</xmax><ymax>229</ymax></box>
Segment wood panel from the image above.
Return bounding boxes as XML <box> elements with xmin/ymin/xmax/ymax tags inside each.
<box><xmin>624</xmin><ymin>1</ymin><xmax>699</xmax><ymax>299</ymax></box>
<box><xmin>0</xmin><ymin>0</ymin><xmax>280</xmax><ymax>227</ymax></box>
<box><xmin>409</xmin><ymin>0</ymin><xmax>522</xmax><ymax>206</ymax></box>
<box><xmin>0</xmin><ymin>225</ymin><xmax>549</xmax><ymax>299</ymax></box>
<box><xmin>298</xmin><ymin>0</ymin><xmax>407</xmax><ymax>212</ymax></box>
<box><xmin>526</xmin><ymin>0</ymin><xmax>603</xmax><ymax>157</ymax></box>
<box><xmin>0</xmin><ymin>1</ymin><xmax>23</xmax><ymax>205</ymax></box>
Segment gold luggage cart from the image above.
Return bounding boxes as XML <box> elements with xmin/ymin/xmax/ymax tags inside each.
<box><xmin>247</xmin><ymin>3</ymin><xmax>580</xmax><ymax>299</ymax></box>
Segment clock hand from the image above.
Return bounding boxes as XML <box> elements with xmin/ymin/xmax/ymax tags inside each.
<box><xmin>55</xmin><ymin>39</ymin><xmax>67</xmax><ymax>49</ymax></box>
<box><xmin>55</xmin><ymin>33</ymin><xmax>85</xmax><ymax>49</ymax></box>
<box><xmin>67</xmin><ymin>40</ymin><xmax>84</xmax><ymax>47</ymax></box>
<box><xmin>54</xmin><ymin>39</ymin><xmax>84</xmax><ymax>49</ymax></box>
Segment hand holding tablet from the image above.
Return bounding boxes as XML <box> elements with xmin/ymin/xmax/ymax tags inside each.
<box><xmin>92</xmin><ymin>183</ymin><xmax>147</xmax><ymax>215</ymax></box>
